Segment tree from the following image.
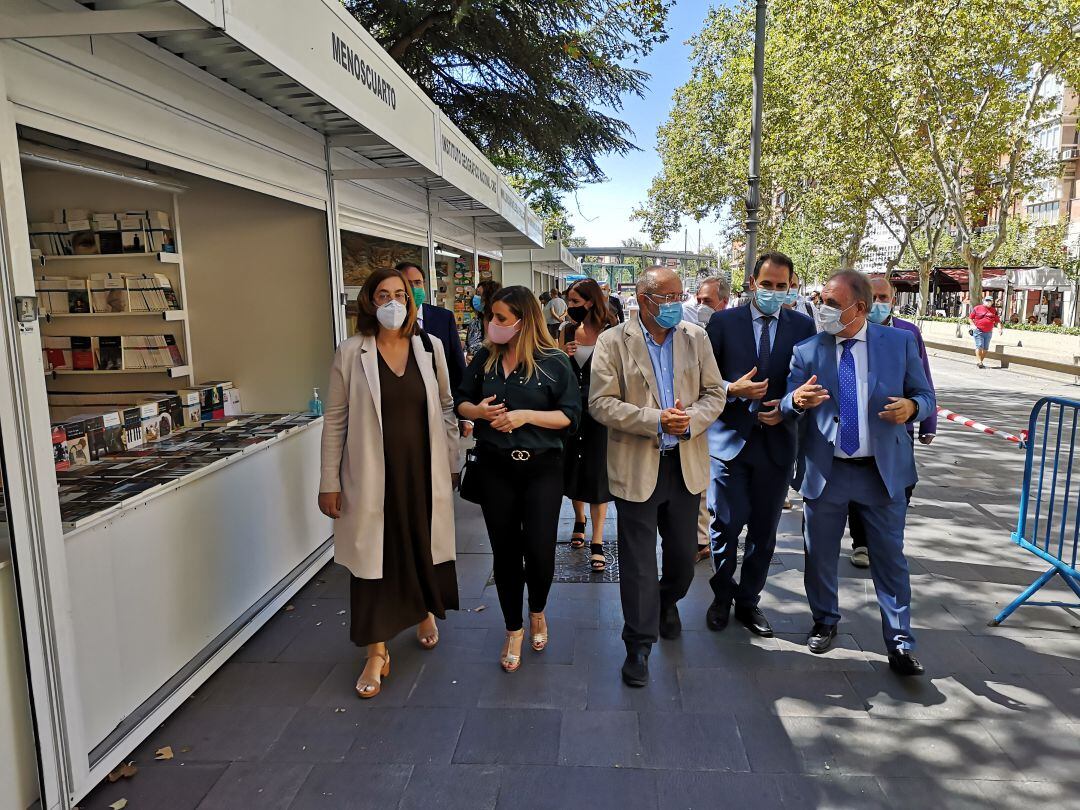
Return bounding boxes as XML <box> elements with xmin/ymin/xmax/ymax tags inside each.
<box><xmin>345</xmin><ymin>0</ymin><xmax>672</xmax><ymax>199</ymax></box>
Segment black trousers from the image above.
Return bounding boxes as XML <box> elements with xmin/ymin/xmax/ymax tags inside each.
<box><xmin>614</xmin><ymin>451</ymin><xmax>699</xmax><ymax>652</ymax></box>
<box><xmin>708</xmin><ymin>435</ymin><xmax>788</xmax><ymax>608</ymax></box>
<box><xmin>850</xmin><ymin>483</ymin><xmax>915</xmax><ymax>550</ymax></box>
<box><xmin>478</xmin><ymin>450</ymin><xmax>563</xmax><ymax>631</ymax></box>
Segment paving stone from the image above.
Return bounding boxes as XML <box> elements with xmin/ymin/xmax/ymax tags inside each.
<box><xmin>453</xmin><ymin>708</ymin><xmax>561</xmax><ymax>765</ymax></box>
<box><xmin>288</xmin><ymin>763</ymin><xmax>412</xmax><ymax>809</ymax></box>
<box><xmin>752</xmin><ymin>671</ymin><xmax>869</xmax><ymax>718</ymax></box>
<box><xmin>735</xmin><ymin>713</ymin><xmax>838</xmax><ymax>775</ymax></box>
<box><xmin>974</xmin><ymin>780</ymin><xmax>1080</xmax><ymax>809</ymax></box>
<box><xmin>496</xmin><ymin>765</ymin><xmax>658</xmax><ymax>810</ymax></box>
<box><xmin>677</xmin><ymin>667</ymin><xmax>762</xmax><ymax>714</ymax></box>
<box><xmin>263</xmin><ymin>706</ymin><xmax>363</xmax><ymax>763</ymax></box>
<box><xmin>960</xmin><ymin>633</ymin><xmax>1074</xmax><ymax>675</ymax></box>
<box><xmin>638</xmin><ymin>711</ymin><xmax>749</xmax><ymax>772</ymax></box>
<box><xmin>192</xmin><ymin>661</ymin><xmax>334</xmax><ymax>707</ymax></box>
<box><xmin>655</xmin><ymin>771</ymin><xmax>782</xmax><ymax>809</ymax></box>
<box><xmin>876</xmin><ymin>777</ymin><xmax>987</xmax><ymax>810</ymax></box>
<box><xmin>134</xmin><ymin>704</ymin><xmax>298</xmax><ymax>764</ymax></box>
<box><xmin>197</xmin><ymin>762</ymin><xmax>311</xmax><ymax>809</ymax></box>
<box><xmin>979</xmin><ymin>718</ymin><xmax>1080</xmax><ymax>782</ymax></box>
<box><xmin>774</xmin><ymin>774</ymin><xmax>891</xmax><ymax>809</ymax></box>
<box><xmin>771</xmin><ymin>633</ymin><xmax>875</xmax><ymax>672</ymax></box>
<box><xmin>585</xmin><ymin>659</ymin><xmax>682</xmax><ymax>712</ymax></box>
<box><xmin>558</xmin><ymin>710</ymin><xmax>643</xmax><ymax>767</ymax></box>
<box><xmin>398</xmin><ymin>764</ymin><xmax>501</xmax><ymax>810</ymax></box>
<box><xmin>845</xmin><ymin>672</ymin><xmax>978</xmax><ymax>720</ymax></box>
<box><xmin>476</xmin><ymin>663</ymin><xmax>588</xmax><ymax>710</ymax></box>
<box><xmin>307</xmin><ymin>661</ymin><xmax>419</xmax><ymax>709</ymax></box>
<box><xmin>405</xmin><ymin>660</ymin><xmax>497</xmax><ymax>708</ymax></box>
<box><xmin>1036</xmin><ymin>674</ymin><xmax>1080</xmax><ymax>721</ymax></box>
<box><xmin>82</xmin><ymin>764</ymin><xmax>226</xmax><ymax>810</ymax></box>
<box><xmin>346</xmin><ymin>707</ymin><xmax>466</xmax><ymax>765</ymax></box>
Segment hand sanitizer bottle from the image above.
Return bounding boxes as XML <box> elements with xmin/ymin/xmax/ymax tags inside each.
<box><xmin>308</xmin><ymin>387</ymin><xmax>323</xmax><ymax>416</ymax></box>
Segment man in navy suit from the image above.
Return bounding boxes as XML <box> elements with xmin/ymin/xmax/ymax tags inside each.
<box><xmin>704</xmin><ymin>252</ymin><xmax>815</xmax><ymax>637</ymax></box>
<box><xmin>782</xmin><ymin>270</ymin><xmax>935</xmax><ymax>676</ymax></box>
<box><xmin>398</xmin><ymin>262</ymin><xmax>467</xmax><ymax>391</ymax></box>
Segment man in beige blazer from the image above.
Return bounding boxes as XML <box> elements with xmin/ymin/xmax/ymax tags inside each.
<box><xmin>590</xmin><ymin>266</ymin><xmax>726</xmax><ymax>687</ymax></box>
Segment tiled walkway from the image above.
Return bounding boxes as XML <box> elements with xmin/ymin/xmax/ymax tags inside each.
<box><xmin>82</xmin><ymin>357</ymin><xmax>1080</xmax><ymax>809</ymax></box>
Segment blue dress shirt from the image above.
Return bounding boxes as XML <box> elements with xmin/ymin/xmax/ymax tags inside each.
<box><xmin>644</xmin><ymin>328</ymin><xmax>678</xmax><ymax>449</ymax></box>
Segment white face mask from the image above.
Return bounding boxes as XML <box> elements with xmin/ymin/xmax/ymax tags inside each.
<box><xmin>815</xmin><ymin>303</ymin><xmax>857</xmax><ymax>336</ymax></box>
<box><xmin>696</xmin><ymin>304</ymin><xmax>715</xmax><ymax>326</ymax></box>
<box><xmin>376</xmin><ymin>299</ymin><xmax>408</xmax><ymax>330</ymax></box>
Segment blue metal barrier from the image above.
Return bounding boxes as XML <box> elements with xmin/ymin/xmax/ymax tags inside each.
<box><xmin>991</xmin><ymin>397</ymin><xmax>1080</xmax><ymax>625</ymax></box>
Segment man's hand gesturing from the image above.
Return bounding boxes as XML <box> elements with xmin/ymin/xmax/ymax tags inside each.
<box><xmin>792</xmin><ymin>375</ymin><xmax>831</xmax><ymax>410</ymax></box>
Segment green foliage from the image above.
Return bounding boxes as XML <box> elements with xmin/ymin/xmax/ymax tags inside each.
<box><xmin>919</xmin><ymin>316</ymin><xmax>1080</xmax><ymax>336</ymax></box>
<box><xmin>345</xmin><ymin>0</ymin><xmax>672</xmax><ymax>198</ymax></box>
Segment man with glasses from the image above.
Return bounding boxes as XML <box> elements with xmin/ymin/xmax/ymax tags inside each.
<box><xmin>396</xmin><ymin>262</ymin><xmax>466</xmax><ymax>390</ymax></box>
<box><xmin>590</xmin><ymin>266</ymin><xmax>726</xmax><ymax>687</ymax></box>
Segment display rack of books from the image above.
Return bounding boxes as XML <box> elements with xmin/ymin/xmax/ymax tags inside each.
<box><xmin>452</xmin><ymin>257</ymin><xmax>473</xmax><ymax>328</ymax></box>
<box><xmin>47</xmin><ymin>381</ymin><xmax>318</xmax><ymax>532</ymax></box>
<box><xmin>31</xmin><ymin>206</ymin><xmax>194</xmax><ymax>391</ymax></box>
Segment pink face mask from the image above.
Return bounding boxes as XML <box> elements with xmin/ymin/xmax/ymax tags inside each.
<box><xmin>487</xmin><ymin>319</ymin><xmax>521</xmax><ymax>345</ymax></box>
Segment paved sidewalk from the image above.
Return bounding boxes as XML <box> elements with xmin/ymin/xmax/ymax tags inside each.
<box><xmin>82</xmin><ymin>357</ymin><xmax>1080</xmax><ymax>809</ymax></box>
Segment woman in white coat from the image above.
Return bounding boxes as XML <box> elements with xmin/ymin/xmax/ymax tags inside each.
<box><xmin>318</xmin><ymin>266</ymin><xmax>459</xmax><ymax>699</ymax></box>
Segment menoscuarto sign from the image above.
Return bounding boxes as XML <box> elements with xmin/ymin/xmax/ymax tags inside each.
<box><xmin>331</xmin><ymin>32</ymin><xmax>397</xmax><ymax>110</ymax></box>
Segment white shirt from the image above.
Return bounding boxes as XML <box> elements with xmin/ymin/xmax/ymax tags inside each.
<box><xmin>833</xmin><ymin>323</ymin><xmax>871</xmax><ymax>458</ymax></box>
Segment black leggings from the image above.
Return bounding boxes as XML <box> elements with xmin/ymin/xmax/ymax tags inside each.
<box><xmin>477</xmin><ymin>450</ymin><xmax>564</xmax><ymax>631</ymax></box>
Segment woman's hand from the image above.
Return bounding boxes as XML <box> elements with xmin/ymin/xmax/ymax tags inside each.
<box><xmin>318</xmin><ymin>492</ymin><xmax>342</xmax><ymax>519</ymax></box>
<box><xmin>490</xmin><ymin>410</ymin><xmax>530</xmax><ymax>433</ymax></box>
<box><xmin>474</xmin><ymin>395</ymin><xmax>507</xmax><ymax>422</ymax></box>
<box><xmin>564</xmin><ymin>341</ymin><xmax>577</xmax><ymax>356</ymax></box>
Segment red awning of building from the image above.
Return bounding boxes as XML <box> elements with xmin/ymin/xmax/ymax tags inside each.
<box><xmin>886</xmin><ymin>267</ymin><xmax>1007</xmax><ymax>292</ymax></box>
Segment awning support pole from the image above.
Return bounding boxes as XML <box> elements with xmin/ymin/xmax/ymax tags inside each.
<box><xmin>323</xmin><ymin>137</ymin><xmax>348</xmax><ymax>344</ymax></box>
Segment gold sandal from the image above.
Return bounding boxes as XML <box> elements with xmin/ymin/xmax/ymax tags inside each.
<box><xmin>501</xmin><ymin>629</ymin><xmax>524</xmax><ymax>672</ymax></box>
<box><xmin>529</xmin><ymin>612</ymin><xmax>548</xmax><ymax>652</ymax></box>
<box><xmin>417</xmin><ymin>613</ymin><xmax>439</xmax><ymax>650</ymax></box>
<box><xmin>355</xmin><ymin>649</ymin><xmax>390</xmax><ymax>699</ymax></box>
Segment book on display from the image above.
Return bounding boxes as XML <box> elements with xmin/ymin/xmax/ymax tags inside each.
<box><xmin>89</xmin><ymin>275</ymin><xmax>127</xmax><ymax>313</ymax></box>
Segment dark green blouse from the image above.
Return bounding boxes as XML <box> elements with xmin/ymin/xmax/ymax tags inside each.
<box><xmin>455</xmin><ymin>347</ymin><xmax>581</xmax><ymax>451</ymax></box>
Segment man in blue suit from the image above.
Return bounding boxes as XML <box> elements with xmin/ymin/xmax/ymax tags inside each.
<box><xmin>782</xmin><ymin>270</ymin><xmax>934</xmax><ymax>676</ymax></box>
<box><xmin>704</xmin><ymin>252</ymin><xmax>815</xmax><ymax>636</ymax></box>
<box><xmin>398</xmin><ymin>262</ymin><xmax>467</xmax><ymax>391</ymax></box>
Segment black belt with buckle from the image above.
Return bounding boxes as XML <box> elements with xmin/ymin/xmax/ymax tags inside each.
<box><xmin>835</xmin><ymin>456</ymin><xmax>875</xmax><ymax>467</ymax></box>
<box><xmin>478</xmin><ymin>446</ymin><xmax>557</xmax><ymax>463</ymax></box>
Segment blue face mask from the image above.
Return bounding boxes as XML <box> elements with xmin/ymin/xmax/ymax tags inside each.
<box><xmin>785</xmin><ymin>290</ymin><xmax>799</xmax><ymax>305</ymax></box>
<box><xmin>654</xmin><ymin>301</ymin><xmax>684</xmax><ymax>329</ymax></box>
<box><xmin>868</xmin><ymin>301</ymin><xmax>892</xmax><ymax>324</ymax></box>
<box><xmin>754</xmin><ymin>288</ymin><xmax>784</xmax><ymax>315</ymax></box>
<box><xmin>471</xmin><ymin>294</ymin><xmax>483</xmax><ymax>312</ymax></box>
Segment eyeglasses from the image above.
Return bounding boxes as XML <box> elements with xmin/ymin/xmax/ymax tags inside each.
<box><xmin>374</xmin><ymin>290</ymin><xmax>410</xmax><ymax>305</ymax></box>
<box><xmin>645</xmin><ymin>292</ymin><xmax>683</xmax><ymax>305</ymax></box>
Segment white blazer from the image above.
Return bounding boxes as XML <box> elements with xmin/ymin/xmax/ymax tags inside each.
<box><xmin>319</xmin><ymin>333</ymin><xmax>458</xmax><ymax>579</ymax></box>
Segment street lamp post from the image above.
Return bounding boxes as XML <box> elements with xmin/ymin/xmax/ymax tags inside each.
<box><xmin>744</xmin><ymin>0</ymin><xmax>767</xmax><ymax>279</ymax></box>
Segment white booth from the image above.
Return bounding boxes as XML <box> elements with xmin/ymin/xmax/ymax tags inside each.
<box><xmin>0</xmin><ymin>3</ymin><xmax>544</xmax><ymax>808</ymax></box>
<box><xmin>503</xmin><ymin>238</ymin><xmax>583</xmax><ymax>293</ymax></box>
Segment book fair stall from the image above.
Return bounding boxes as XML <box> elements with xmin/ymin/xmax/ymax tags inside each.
<box><xmin>0</xmin><ymin>2</ymin><xmax>545</xmax><ymax>808</ymax></box>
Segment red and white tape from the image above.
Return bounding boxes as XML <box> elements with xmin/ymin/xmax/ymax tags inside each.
<box><xmin>937</xmin><ymin>406</ymin><xmax>1027</xmax><ymax>446</ymax></box>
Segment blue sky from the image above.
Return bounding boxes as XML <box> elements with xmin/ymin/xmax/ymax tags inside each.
<box><xmin>566</xmin><ymin>2</ymin><xmax>725</xmax><ymax>252</ymax></box>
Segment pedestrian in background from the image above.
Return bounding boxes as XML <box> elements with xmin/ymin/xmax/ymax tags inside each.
<box><xmin>465</xmin><ymin>279</ymin><xmax>502</xmax><ymax>361</ymax></box>
<box><xmin>397</xmin><ymin>262</ymin><xmax>467</xmax><ymax>391</ymax></box>
<box><xmin>590</xmin><ymin>266</ymin><xmax>726</xmax><ymax>687</ymax></box>
<box><xmin>543</xmin><ymin>287</ymin><xmax>568</xmax><ymax>339</ymax></box>
<box><xmin>560</xmin><ymin>279</ymin><xmax>618</xmax><ymax>571</ymax></box>
<box><xmin>318</xmin><ymin>267</ymin><xmax>460</xmax><ymax>699</ymax></box>
<box><xmin>783</xmin><ymin>270</ymin><xmax>934</xmax><ymax>676</ymax></box>
<box><xmin>849</xmin><ymin>276</ymin><xmax>936</xmax><ymax>568</ymax></box>
<box><xmin>600</xmin><ymin>281</ymin><xmax>625</xmax><ymax>323</ymax></box>
<box><xmin>785</xmin><ymin>272</ymin><xmax>818</xmax><ymax>323</ymax></box>
<box><xmin>704</xmin><ymin>253</ymin><xmax>815</xmax><ymax>637</ymax></box>
<box><xmin>969</xmin><ymin>295</ymin><xmax>1000</xmax><ymax>369</ymax></box>
<box><xmin>455</xmin><ymin>286</ymin><xmax>581</xmax><ymax>673</ymax></box>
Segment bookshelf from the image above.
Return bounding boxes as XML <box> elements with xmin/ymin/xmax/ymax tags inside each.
<box><xmin>33</xmin><ymin>196</ymin><xmax>195</xmax><ymax>393</ymax></box>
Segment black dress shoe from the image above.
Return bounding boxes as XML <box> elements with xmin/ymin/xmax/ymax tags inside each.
<box><xmin>705</xmin><ymin>599</ymin><xmax>730</xmax><ymax>632</ymax></box>
<box><xmin>621</xmin><ymin>650</ymin><xmax>649</xmax><ymax>688</ymax></box>
<box><xmin>807</xmin><ymin>622</ymin><xmax>837</xmax><ymax>654</ymax></box>
<box><xmin>734</xmin><ymin>605</ymin><xmax>774</xmax><ymax>638</ymax></box>
<box><xmin>659</xmin><ymin>603</ymin><xmax>682</xmax><ymax>640</ymax></box>
<box><xmin>888</xmin><ymin>651</ymin><xmax>925</xmax><ymax>677</ymax></box>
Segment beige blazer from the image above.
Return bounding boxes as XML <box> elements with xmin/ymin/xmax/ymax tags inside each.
<box><xmin>589</xmin><ymin>315</ymin><xmax>726</xmax><ymax>502</ymax></box>
<box><xmin>319</xmin><ymin>333</ymin><xmax>458</xmax><ymax>579</ymax></box>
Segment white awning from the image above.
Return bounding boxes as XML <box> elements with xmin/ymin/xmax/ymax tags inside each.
<box><xmin>983</xmin><ymin>266</ymin><xmax>1072</xmax><ymax>291</ymax></box>
<box><xmin>14</xmin><ymin>0</ymin><xmax>544</xmax><ymax>247</ymax></box>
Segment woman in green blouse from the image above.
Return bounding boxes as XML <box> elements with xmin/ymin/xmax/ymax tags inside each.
<box><xmin>455</xmin><ymin>286</ymin><xmax>581</xmax><ymax>672</ymax></box>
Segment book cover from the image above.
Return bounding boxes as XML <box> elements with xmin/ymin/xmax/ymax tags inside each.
<box><xmin>96</xmin><ymin>336</ymin><xmax>123</xmax><ymax>370</ymax></box>
<box><xmin>101</xmin><ymin>411</ymin><xmax>125</xmax><ymax>455</ymax></box>
<box><xmin>70</xmin><ymin>336</ymin><xmax>94</xmax><ymax>370</ymax></box>
<box><xmin>67</xmin><ymin>279</ymin><xmax>90</xmax><ymax>313</ymax></box>
<box><xmin>89</xmin><ymin>275</ymin><xmax>127</xmax><ymax>313</ymax></box>
<box><xmin>122</xmin><ymin>407</ymin><xmax>144</xmax><ymax>450</ymax></box>
<box><xmin>163</xmin><ymin>335</ymin><xmax>184</xmax><ymax>366</ymax></box>
<box><xmin>79</xmin><ymin>414</ymin><xmax>107</xmax><ymax>461</ymax></box>
<box><xmin>52</xmin><ymin>425</ymin><xmax>70</xmax><ymax>470</ymax></box>
<box><xmin>63</xmin><ymin>419</ymin><xmax>91</xmax><ymax>466</ymax></box>
<box><xmin>36</xmin><ymin>276</ymin><xmax>70</xmax><ymax>314</ymax></box>
<box><xmin>42</xmin><ymin>336</ymin><xmax>72</xmax><ymax>370</ymax></box>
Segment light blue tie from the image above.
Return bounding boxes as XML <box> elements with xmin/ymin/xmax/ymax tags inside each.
<box><xmin>838</xmin><ymin>339</ymin><xmax>860</xmax><ymax>455</ymax></box>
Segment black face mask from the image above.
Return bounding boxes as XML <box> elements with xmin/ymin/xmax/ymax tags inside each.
<box><xmin>567</xmin><ymin>304</ymin><xmax>589</xmax><ymax>324</ymax></box>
